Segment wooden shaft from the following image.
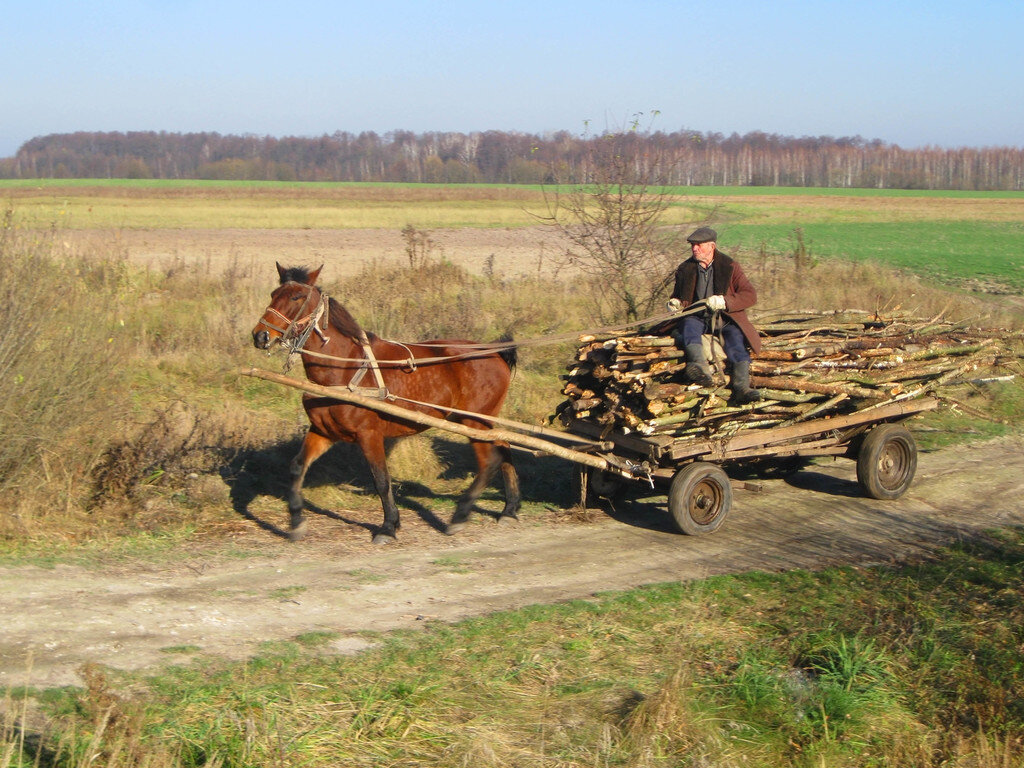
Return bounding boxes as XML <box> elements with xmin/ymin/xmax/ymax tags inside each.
<box><xmin>240</xmin><ymin>367</ymin><xmax>619</xmax><ymax>473</ymax></box>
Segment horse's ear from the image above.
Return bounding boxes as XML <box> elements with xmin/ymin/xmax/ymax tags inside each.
<box><xmin>275</xmin><ymin>262</ymin><xmax>287</xmax><ymax>283</ymax></box>
<box><xmin>307</xmin><ymin>265</ymin><xmax>324</xmax><ymax>286</ymax></box>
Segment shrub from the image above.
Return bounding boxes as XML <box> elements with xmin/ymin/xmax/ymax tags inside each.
<box><xmin>0</xmin><ymin>213</ymin><xmax>131</xmax><ymax>537</ymax></box>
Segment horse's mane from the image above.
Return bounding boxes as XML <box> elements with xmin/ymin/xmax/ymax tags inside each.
<box><xmin>327</xmin><ymin>298</ymin><xmax>367</xmax><ymax>341</ymax></box>
<box><xmin>278</xmin><ymin>265</ymin><xmax>316</xmax><ymax>284</ymax></box>
<box><xmin>278</xmin><ymin>265</ymin><xmax>367</xmax><ymax>341</ymax></box>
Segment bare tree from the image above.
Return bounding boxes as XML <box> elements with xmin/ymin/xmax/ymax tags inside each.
<box><xmin>536</xmin><ymin>116</ymin><xmax>681</xmax><ymax>323</ymax></box>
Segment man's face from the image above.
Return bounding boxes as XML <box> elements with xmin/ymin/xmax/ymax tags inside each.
<box><xmin>691</xmin><ymin>240</ymin><xmax>715</xmax><ymax>267</ymax></box>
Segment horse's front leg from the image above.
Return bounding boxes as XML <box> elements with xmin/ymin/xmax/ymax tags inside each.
<box><xmin>287</xmin><ymin>430</ymin><xmax>332</xmax><ymax>541</ymax></box>
<box><xmin>358</xmin><ymin>433</ymin><xmax>400</xmax><ymax>545</ymax></box>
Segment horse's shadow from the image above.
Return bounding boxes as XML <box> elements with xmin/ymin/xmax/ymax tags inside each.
<box><xmin>222</xmin><ymin>437</ymin><xmax>435</xmax><ymax>539</ymax></box>
<box><xmin>223</xmin><ymin>434</ymin><xmax>573</xmax><ymax>539</ymax></box>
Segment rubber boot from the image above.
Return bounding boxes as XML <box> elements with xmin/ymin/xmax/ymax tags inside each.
<box><xmin>683</xmin><ymin>344</ymin><xmax>714</xmax><ymax>387</ymax></box>
<box><xmin>730</xmin><ymin>360</ymin><xmax>761</xmax><ymax>404</ymax></box>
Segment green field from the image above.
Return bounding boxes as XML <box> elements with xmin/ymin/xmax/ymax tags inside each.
<box><xmin>4</xmin><ymin>180</ymin><xmax>1023</xmax><ymax>289</ymax></box>
<box><xmin>730</xmin><ymin>221</ymin><xmax>1024</xmax><ymax>287</ymax></box>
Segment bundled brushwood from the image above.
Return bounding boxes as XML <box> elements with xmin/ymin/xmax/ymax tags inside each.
<box><xmin>553</xmin><ymin>310</ymin><xmax>1020</xmax><ymax>440</ymax></box>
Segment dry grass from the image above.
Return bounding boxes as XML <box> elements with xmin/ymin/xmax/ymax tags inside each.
<box><xmin>4</xmin><ymin>186</ymin><xmax>549</xmax><ymax>230</ymax></box>
<box><xmin>711</xmin><ymin>192</ymin><xmax>1024</xmax><ymax>223</ymax></box>
<box><xmin>0</xmin><ymin>215</ymin><xmax>132</xmax><ymax>539</ymax></box>
<box><xmin>7</xmin><ymin>182</ymin><xmax>1022</xmax><ymax>231</ymax></box>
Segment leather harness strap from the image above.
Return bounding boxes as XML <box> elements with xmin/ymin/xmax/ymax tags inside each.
<box><xmin>347</xmin><ymin>329</ymin><xmax>390</xmax><ymax>397</ymax></box>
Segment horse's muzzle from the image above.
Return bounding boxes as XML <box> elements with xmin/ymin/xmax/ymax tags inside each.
<box><xmin>253</xmin><ymin>329</ymin><xmax>271</xmax><ymax>349</ymax></box>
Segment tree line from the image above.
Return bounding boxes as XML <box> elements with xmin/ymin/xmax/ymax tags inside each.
<box><xmin>2</xmin><ymin>129</ymin><xmax>1022</xmax><ymax>190</ymax></box>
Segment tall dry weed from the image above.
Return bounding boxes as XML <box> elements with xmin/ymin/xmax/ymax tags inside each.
<box><xmin>321</xmin><ymin>257</ymin><xmax>577</xmax><ymax>358</ymax></box>
<box><xmin>126</xmin><ymin>254</ymin><xmax>265</xmax><ymax>366</ymax></box>
<box><xmin>0</xmin><ymin>214</ymin><xmax>132</xmax><ymax>537</ymax></box>
<box><xmin>617</xmin><ymin>665</ymin><xmax>740</xmax><ymax>766</ymax></box>
<box><xmin>1</xmin><ymin>664</ymin><xmax>185</xmax><ymax>768</ymax></box>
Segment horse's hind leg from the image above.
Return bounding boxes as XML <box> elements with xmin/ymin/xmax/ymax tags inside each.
<box><xmin>496</xmin><ymin>444</ymin><xmax>521</xmax><ymax>522</ymax></box>
<box><xmin>446</xmin><ymin>441</ymin><xmax>509</xmax><ymax>535</ymax></box>
<box><xmin>287</xmin><ymin>430</ymin><xmax>332</xmax><ymax>541</ymax></box>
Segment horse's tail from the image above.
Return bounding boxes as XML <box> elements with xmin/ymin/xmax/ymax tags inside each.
<box><xmin>496</xmin><ymin>333</ymin><xmax>517</xmax><ymax>371</ymax></box>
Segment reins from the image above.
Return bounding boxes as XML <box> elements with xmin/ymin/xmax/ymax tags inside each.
<box><xmin>257</xmin><ymin>284</ymin><xmax>717</xmax><ymax>406</ymax></box>
<box><xmin>261</xmin><ymin>297</ymin><xmax>712</xmax><ymax>370</ymax></box>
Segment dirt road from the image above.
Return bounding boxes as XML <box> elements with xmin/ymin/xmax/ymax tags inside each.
<box><xmin>2</xmin><ymin>434</ymin><xmax>1023</xmax><ymax>689</ymax></box>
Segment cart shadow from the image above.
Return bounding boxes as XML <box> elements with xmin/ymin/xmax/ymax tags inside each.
<box><xmin>591</xmin><ymin>495</ymin><xmax>680</xmax><ymax>534</ymax></box>
<box><xmin>224</xmin><ymin>438</ymin><xmax>870</xmax><ymax>541</ymax></box>
<box><xmin>782</xmin><ymin>468</ymin><xmax>864</xmax><ymax>498</ymax></box>
<box><xmin>730</xmin><ymin>459</ymin><xmax>865</xmax><ymax>498</ymax></box>
<box><xmin>574</xmin><ymin>462</ymin><xmax>871</xmax><ymax>536</ymax></box>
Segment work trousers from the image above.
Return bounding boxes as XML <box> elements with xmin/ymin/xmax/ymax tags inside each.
<box><xmin>677</xmin><ymin>313</ymin><xmax>751</xmax><ymax>364</ymax></box>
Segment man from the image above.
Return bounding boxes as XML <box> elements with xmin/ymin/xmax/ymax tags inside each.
<box><xmin>668</xmin><ymin>226</ymin><xmax>761</xmax><ymax>403</ymax></box>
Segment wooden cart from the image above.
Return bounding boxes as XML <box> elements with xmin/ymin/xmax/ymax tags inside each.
<box><xmin>567</xmin><ymin>397</ymin><xmax>939</xmax><ymax>535</ymax></box>
<box><xmin>242</xmin><ymin>368</ymin><xmax>938</xmax><ymax>537</ymax></box>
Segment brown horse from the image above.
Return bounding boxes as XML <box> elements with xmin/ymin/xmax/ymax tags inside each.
<box><xmin>252</xmin><ymin>263</ymin><xmax>521</xmax><ymax>544</ymax></box>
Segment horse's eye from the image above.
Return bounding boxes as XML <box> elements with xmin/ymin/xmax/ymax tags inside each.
<box><xmin>291</xmin><ymin>295</ymin><xmax>304</xmax><ymax>301</ymax></box>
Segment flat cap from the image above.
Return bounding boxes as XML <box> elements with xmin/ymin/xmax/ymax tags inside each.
<box><xmin>686</xmin><ymin>227</ymin><xmax>718</xmax><ymax>244</ymax></box>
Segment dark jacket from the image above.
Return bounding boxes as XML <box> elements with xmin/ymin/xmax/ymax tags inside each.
<box><xmin>671</xmin><ymin>250</ymin><xmax>762</xmax><ymax>354</ymax></box>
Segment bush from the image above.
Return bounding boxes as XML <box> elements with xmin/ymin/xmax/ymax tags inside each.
<box><xmin>0</xmin><ymin>213</ymin><xmax>131</xmax><ymax>537</ymax></box>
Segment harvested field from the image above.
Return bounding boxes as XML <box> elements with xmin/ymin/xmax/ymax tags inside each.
<box><xmin>61</xmin><ymin>226</ymin><xmax>572</xmax><ymax>277</ymax></box>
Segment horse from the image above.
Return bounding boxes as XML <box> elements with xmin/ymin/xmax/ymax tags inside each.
<box><xmin>251</xmin><ymin>263</ymin><xmax>521</xmax><ymax>544</ymax></box>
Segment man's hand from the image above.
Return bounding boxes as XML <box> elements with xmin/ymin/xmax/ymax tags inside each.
<box><xmin>706</xmin><ymin>294</ymin><xmax>727</xmax><ymax>312</ymax></box>
<box><xmin>666</xmin><ymin>298</ymin><xmax>683</xmax><ymax>312</ymax></box>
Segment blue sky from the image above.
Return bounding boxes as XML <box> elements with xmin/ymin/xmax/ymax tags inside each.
<box><xmin>2</xmin><ymin>0</ymin><xmax>1021</xmax><ymax>158</ymax></box>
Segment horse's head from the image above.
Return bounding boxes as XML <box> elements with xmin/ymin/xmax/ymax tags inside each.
<box><xmin>252</xmin><ymin>262</ymin><xmax>326</xmax><ymax>350</ymax></box>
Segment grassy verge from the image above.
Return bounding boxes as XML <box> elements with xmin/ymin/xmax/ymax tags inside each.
<box><xmin>4</xmin><ymin>529</ymin><xmax>1022</xmax><ymax>767</ymax></box>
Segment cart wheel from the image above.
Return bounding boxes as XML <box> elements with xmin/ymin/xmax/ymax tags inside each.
<box><xmin>586</xmin><ymin>467</ymin><xmax>625</xmax><ymax>499</ymax></box>
<box><xmin>856</xmin><ymin>423</ymin><xmax>917</xmax><ymax>500</ymax></box>
<box><xmin>669</xmin><ymin>462</ymin><xmax>732</xmax><ymax>535</ymax></box>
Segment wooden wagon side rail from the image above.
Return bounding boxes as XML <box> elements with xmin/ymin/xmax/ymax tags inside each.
<box><xmin>667</xmin><ymin>397</ymin><xmax>940</xmax><ymax>462</ymax></box>
<box><xmin>239</xmin><ymin>367</ymin><xmax>637</xmax><ymax>476</ymax></box>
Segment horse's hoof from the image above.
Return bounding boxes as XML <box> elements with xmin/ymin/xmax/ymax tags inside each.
<box><xmin>288</xmin><ymin>522</ymin><xmax>308</xmax><ymax>542</ymax></box>
<box><xmin>445</xmin><ymin>522</ymin><xmax>466</xmax><ymax>536</ymax></box>
<box><xmin>372</xmin><ymin>532</ymin><xmax>397</xmax><ymax>545</ymax></box>
<box><xmin>497</xmin><ymin>514</ymin><xmax>519</xmax><ymax>526</ymax></box>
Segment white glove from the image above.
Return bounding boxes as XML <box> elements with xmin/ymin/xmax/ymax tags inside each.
<box><xmin>706</xmin><ymin>294</ymin><xmax>727</xmax><ymax>312</ymax></box>
<box><xmin>666</xmin><ymin>298</ymin><xmax>682</xmax><ymax>312</ymax></box>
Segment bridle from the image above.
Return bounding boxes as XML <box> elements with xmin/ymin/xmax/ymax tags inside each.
<box><xmin>256</xmin><ymin>283</ymin><xmax>390</xmax><ymax>392</ymax></box>
<box><xmin>256</xmin><ymin>283</ymin><xmax>332</xmax><ymax>366</ymax></box>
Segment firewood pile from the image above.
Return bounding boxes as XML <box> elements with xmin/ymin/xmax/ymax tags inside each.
<box><xmin>553</xmin><ymin>310</ymin><xmax>1019</xmax><ymax>440</ymax></box>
